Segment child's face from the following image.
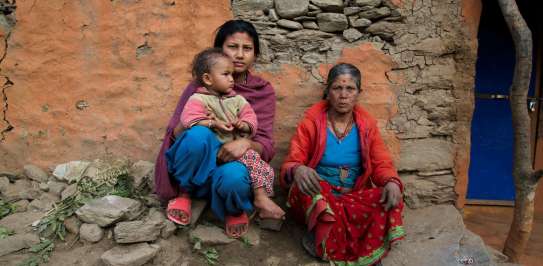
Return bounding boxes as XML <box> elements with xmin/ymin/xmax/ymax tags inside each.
<box><xmin>204</xmin><ymin>57</ymin><xmax>235</xmax><ymax>94</ymax></box>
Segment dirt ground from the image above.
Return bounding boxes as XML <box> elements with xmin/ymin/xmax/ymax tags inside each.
<box><xmin>0</xmin><ymin>191</ymin><xmax>327</xmax><ymax>266</ymax></box>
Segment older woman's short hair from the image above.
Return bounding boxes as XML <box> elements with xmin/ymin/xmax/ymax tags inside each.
<box><xmin>323</xmin><ymin>63</ymin><xmax>362</xmax><ymax>99</ymax></box>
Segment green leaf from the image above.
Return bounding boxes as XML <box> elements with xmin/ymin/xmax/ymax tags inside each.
<box><xmin>0</xmin><ymin>225</ymin><xmax>15</xmax><ymax>239</ymax></box>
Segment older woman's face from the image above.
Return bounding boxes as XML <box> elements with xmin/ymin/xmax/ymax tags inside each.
<box><xmin>222</xmin><ymin>32</ymin><xmax>256</xmax><ymax>74</ymax></box>
<box><xmin>327</xmin><ymin>74</ymin><xmax>360</xmax><ymax>114</ymax></box>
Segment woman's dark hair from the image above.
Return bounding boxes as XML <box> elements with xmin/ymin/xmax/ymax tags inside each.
<box><xmin>323</xmin><ymin>63</ymin><xmax>362</xmax><ymax>99</ymax></box>
<box><xmin>213</xmin><ymin>20</ymin><xmax>260</xmax><ymax>56</ymax></box>
<box><xmin>191</xmin><ymin>47</ymin><xmax>230</xmax><ymax>86</ymax></box>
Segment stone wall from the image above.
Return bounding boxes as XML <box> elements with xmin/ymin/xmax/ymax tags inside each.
<box><xmin>233</xmin><ymin>0</ymin><xmax>478</xmax><ymax>208</ymax></box>
<box><xmin>0</xmin><ymin>0</ymin><xmax>479</xmax><ymax>208</ymax></box>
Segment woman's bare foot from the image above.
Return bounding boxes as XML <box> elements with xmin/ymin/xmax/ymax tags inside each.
<box><xmin>253</xmin><ymin>188</ymin><xmax>285</xmax><ymax>220</ymax></box>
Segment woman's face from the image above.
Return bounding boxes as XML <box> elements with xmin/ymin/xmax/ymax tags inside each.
<box><xmin>327</xmin><ymin>74</ymin><xmax>360</xmax><ymax>115</ymax></box>
<box><xmin>222</xmin><ymin>32</ymin><xmax>256</xmax><ymax>74</ymax></box>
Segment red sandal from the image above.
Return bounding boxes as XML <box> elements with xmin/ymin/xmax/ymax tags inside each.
<box><xmin>167</xmin><ymin>194</ymin><xmax>191</xmax><ymax>225</ymax></box>
<box><xmin>225</xmin><ymin>212</ymin><xmax>249</xmax><ymax>238</ymax></box>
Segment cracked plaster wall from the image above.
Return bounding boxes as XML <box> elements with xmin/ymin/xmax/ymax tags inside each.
<box><xmin>235</xmin><ymin>0</ymin><xmax>480</xmax><ymax>208</ymax></box>
<box><xmin>0</xmin><ymin>0</ymin><xmax>480</xmax><ymax>207</ymax></box>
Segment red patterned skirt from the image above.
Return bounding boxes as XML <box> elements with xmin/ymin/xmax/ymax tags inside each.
<box><xmin>287</xmin><ymin>182</ymin><xmax>405</xmax><ymax>265</ymax></box>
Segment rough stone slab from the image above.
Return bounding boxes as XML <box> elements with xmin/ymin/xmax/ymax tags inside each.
<box><xmin>53</xmin><ymin>161</ymin><xmax>91</xmax><ymax>183</ymax></box>
<box><xmin>101</xmin><ymin>243</ymin><xmax>160</xmax><ymax>266</ymax></box>
<box><xmin>382</xmin><ymin>205</ymin><xmax>486</xmax><ymax>266</ymax></box>
<box><xmin>359</xmin><ymin>6</ymin><xmax>391</xmax><ymax>20</ymax></box>
<box><xmin>76</xmin><ymin>195</ymin><xmax>143</xmax><ymax>227</ymax></box>
<box><xmin>189</xmin><ymin>225</ymin><xmax>235</xmax><ymax>245</ymax></box>
<box><xmin>61</xmin><ymin>183</ymin><xmax>77</xmax><ymax>200</ymax></box>
<box><xmin>277</xmin><ymin>19</ymin><xmax>303</xmax><ymax>30</ymax></box>
<box><xmin>286</xmin><ymin>29</ymin><xmax>334</xmax><ymax>39</ymax></box>
<box><xmin>366</xmin><ymin>21</ymin><xmax>400</xmax><ymax>41</ymax></box>
<box><xmin>80</xmin><ymin>223</ymin><xmax>104</xmax><ymax>243</ymax></box>
<box><xmin>129</xmin><ymin>160</ymin><xmax>154</xmax><ymax>188</ymax></box>
<box><xmin>302</xmin><ymin>21</ymin><xmax>319</xmax><ymax>29</ymax></box>
<box><xmin>190</xmin><ymin>198</ymin><xmax>208</xmax><ymax>225</ymax></box>
<box><xmin>64</xmin><ymin>216</ymin><xmax>81</xmax><ymax>235</ymax></box>
<box><xmin>350</xmin><ymin>17</ymin><xmax>372</xmax><ymax>28</ymax></box>
<box><xmin>398</xmin><ymin>138</ymin><xmax>454</xmax><ymax>171</ymax></box>
<box><xmin>114</xmin><ymin>214</ymin><xmax>164</xmax><ymax>244</ymax></box>
<box><xmin>275</xmin><ymin>0</ymin><xmax>309</xmax><ymax>19</ymax></box>
<box><xmin>344</xmin><ymin>7</ymin><xmax>363</xmax><ymax>15</ymax></box>
<box><xmin>47</xmin><ymin>180</ymin><xmax>67</xmax><ymax>196</ymax></box>
<box><xmin>1</xmin><ymin>179</ymin><xmax>41</xmax><ymax>201</ymax></box>
<box><xmin>23</xmin><ymin>164</ymin><xmax>48</xmax><ymax>183</ymax></box>
<box><xmin>0</xmin><ymin>233</ymin><xmax>40</xmax><ymax>256</ymax></box>
<box><xmin>343</xmin><ymin>28</ymin><xmax>363</xmax><ymax>42</ymax></box>
<box><xmin>309</xmin><ymin>0</ymin><xmax>343</xmax><ymax>12</ymax></box>
<box><xmin>232</xmin><ymin>0</ymin><xmax>274</xmax><ymax>13</ymax></box>
<box><xmin>355</xmin><ymin>0</ymin><xmax>381</xmax><ymax>7</ymax></box>
<box><xmin>402</xmin><ymin>175</ymin><xmax>456</xmax><ymax>208</ymax></box>
<box><xmin>28</xmin><ymin>193</ymin><xmax>59</xmax><ymax>212</ymax></box>
<box><xmin>0</xmin><ymin>211</ymin><xmax>45</xmax><ymax>234</ymax></box>
<box><xmin>316</xmin><ymin>13</ymin><xmax>348</xmax><ymax>32</ymax></box>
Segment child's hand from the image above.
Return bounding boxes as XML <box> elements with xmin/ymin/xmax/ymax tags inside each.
<box><xmin>233</xmin><ymin>120</ymin><xmax>250</xmax><ymax>133</ymax></box>
<box><xmin>214</xmin><ymin>121</ymin><xmax>234</xmax><ymax>133</ymax></box>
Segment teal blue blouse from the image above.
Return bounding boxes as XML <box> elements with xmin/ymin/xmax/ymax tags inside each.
<box><xmin>315</xmin><ymin>126</ymin><xmax>362</xmax><ymax>194</ymax></box>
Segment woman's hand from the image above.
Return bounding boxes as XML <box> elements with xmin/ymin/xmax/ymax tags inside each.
<box><xmin>214</xmin><ymin>121</ymin><xmax>234</xmax><ymax>134</ymax></box>
<box><xmin>217</xmin><ymin>138</ymin><xmax>251</xmax><ymax>163</ymax></box>
<box><xmin>293</xmin><ymin>165</ymin><xmax>322</xmax><ymax>197</ymax></box>
<box><xmin>380</xmin><ymin>181</ymin><xmax>402</xmax><ymax>211</ymax></box>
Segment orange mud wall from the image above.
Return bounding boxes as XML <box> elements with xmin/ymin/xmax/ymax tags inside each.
<box><xmin>0</xmin><ymin>1</ymin><xmax>233</xmax><ymax>169</ymax></box>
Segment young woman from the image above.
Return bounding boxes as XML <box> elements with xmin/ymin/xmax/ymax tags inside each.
<box><xmin>155</xmin><ymin>20</ymin><xmax>284</xmax><ymax>238</ymax></box>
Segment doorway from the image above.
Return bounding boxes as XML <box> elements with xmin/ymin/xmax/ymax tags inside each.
<box><xmin>467</xmin><ymin>0</ymin><xmax>542</xmax><ymax>205</ymax></box>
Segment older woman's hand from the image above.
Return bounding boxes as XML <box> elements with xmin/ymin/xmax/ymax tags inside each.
<box><xmin>294</xmin><ymin>165</ymin><xmax>322</xmax><ymax>197</ymax></box>
<box><xmin>380</xmin><ymin>181</ymin><xmax>402</xmax><ymax>211</ymax></box>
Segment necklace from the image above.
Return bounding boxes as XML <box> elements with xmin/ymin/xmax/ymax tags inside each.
<box><xmin>328</xmin><ymin>112</ymin><xmax>354</xmax><ymax>142</ymax></box>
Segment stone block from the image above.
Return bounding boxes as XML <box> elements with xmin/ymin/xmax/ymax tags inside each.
<box><xmin>101</xmin><ymin>243</ymin><xmax>160</xmax><ymax>266</ymax></box>
<box><xmin>398</xmin><ymin>138</ymin><xmax>454</xmax><ymax>171</ymax></box>
<box><xmin>359</xmin><ymin>6</ymin><xmax>391</xmax><ymax>20</ymax></box>
<box><xmin>275</xmin><ymin>0</ymin><xmax>309</xmax><ymax>19</ymax></box>
<box><xmin>277</xmin><ymin>19</ymin><xmax>303</xmax><ymax>30</ymax></box>
<box><xmin>310</xmin><ymin>0</ymin><xmax>343</xmax><ymax>12</ymax></box>
<box><xmin>76</xmin><ymin>195</ymin><xmax>143</xmax><ymax>227</ymax></box>
<box><xmin>302</xmin><ymin>21</ymin><xmax>319</xmax><ymax>30</ymax></box>
<box><xmin>129</xmin><ymin>160</ymin><xmax>154</xmax><ymax>189</ymax></box>
<box><xmin>53</xmin><ymin>161</ymin><xmax>91</xmax><ymax>183</ymax></box>
<box><xmin>23</xmin><ymin>164</ymin><xmax>48</xmax><ymax>183</ymax></box>
<box><xmin>343</xmin><ymin>28</ymin><xmax>363</xmax><ymax>42</ymax></box>
<box><xmin>80</xmin><ymin>223</ymin><xmax>104</xmax><ymax>243</ymax></box>
<box><xmin>316</xmin><ymin>13</ymin><xmax>348</xmax><ymax>32</ymax></box>
<box><xmin>355</xmin><ymin>0</ymin><xmax>382</xmax><ymax>7</ymax></box>
<box><xmin>0</xmin><ymin>233</ymin><xmax>40</xmax><ymax>256</ymax></box>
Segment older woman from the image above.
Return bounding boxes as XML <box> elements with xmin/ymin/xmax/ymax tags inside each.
<box><xmin>155</xmin><ymin>20</ymin><xmax>284</xmax><ymax>238</ymax></box>
<box><xmin>280</xmin><ymin>63</ymin><xmax>404</xmax><ymax>265</ymax></box>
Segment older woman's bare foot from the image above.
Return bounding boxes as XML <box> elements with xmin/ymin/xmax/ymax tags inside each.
<box><xmin>253</xmin><ymin>188</ymin><xmax>285</xmax><ymax>219</ymax></box>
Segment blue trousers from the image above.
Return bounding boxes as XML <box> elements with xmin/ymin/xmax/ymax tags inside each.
<box><xmin>165</xmin><ymin>126</ymin><xmax>254</xmax><ymax>221</ymax></box>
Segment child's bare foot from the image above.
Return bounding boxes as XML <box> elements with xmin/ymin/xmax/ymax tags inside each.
<box><xmin>253</xmin><ymin>193</ymin><xmax>285</xmax><ymax>220</ymax></box>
